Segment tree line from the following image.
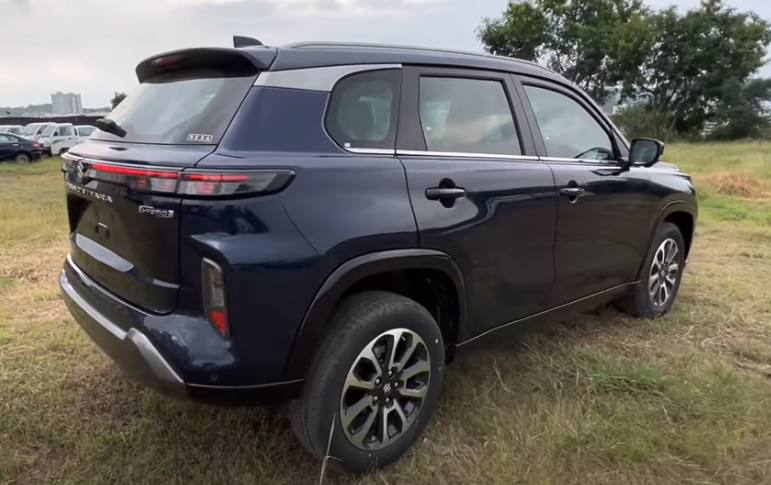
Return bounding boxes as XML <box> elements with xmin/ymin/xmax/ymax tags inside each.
<box><xmin>478</xmin><ymin>0</ymin><xmax>771</xmax><ymax>141</ymax></box>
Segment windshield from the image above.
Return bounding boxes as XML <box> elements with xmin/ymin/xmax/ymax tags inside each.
<box><xmin>21</xmin><ymin>125</ymin><xmax>39</xmax><ymax>135</ymax></box>
<box><xmin>92</xmin><ymin>68</ymin><xmax>257</xmax><ymax>144</ymax></box>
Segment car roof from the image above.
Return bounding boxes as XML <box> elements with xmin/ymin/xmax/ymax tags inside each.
<box><xmin>271</xmin><ymin>42</ymin><xmax>562</xmax><ymax>81</ymax></box>
<box><xmin>139</xmin><ymin>41</ymin><xmax>567</xmax><ymax>86</ymax></box>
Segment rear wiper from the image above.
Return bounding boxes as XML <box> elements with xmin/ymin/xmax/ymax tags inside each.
<box><xmin>95</xmin><ymin>118</ymin><xmax>127</xmax><ymax>138</ymax></box>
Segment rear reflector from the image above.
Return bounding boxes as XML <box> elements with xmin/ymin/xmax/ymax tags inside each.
<box><xmin>62</xmin><ymin>156</ymin><xmax>294</xmax><ymax>197</ymax></box>
<box><xmin>202</xmin><ymin>259</ymin><xmax>228</xmax><ymax>338</ymax></box>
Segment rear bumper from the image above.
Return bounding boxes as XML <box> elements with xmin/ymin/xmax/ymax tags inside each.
<box><xmin>60</xmin><ymin>257</ymin><xmax>303</xmax><ymax>404</ymax></box>
<box><xmin>60</xmin><ymin>267</ymin><xmax>187</xmax><ymax>398</ymax></box>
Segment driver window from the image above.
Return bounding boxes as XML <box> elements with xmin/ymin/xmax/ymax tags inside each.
<box><xmin>523</xmin><ymin>85</ymin><xmax>614</xmax><ymax>161</ymax></box>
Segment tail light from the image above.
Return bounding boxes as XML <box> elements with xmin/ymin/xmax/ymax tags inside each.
<box><xmin>61</xmin><ymin>155</ymin><xmax>294</xmax><ymax>197</ymax></box>
<box><xmin>202</xmin><ymin>259</ymin><xmax>228</xmax><ymax>338</ymax></box>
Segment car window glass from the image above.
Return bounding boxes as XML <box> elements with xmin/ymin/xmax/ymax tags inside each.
<box><xmin>326</xmin><ymin>69</ymin><xmax>400</xmax><ymax>151</ymax></box>
<box><xmin>418</xmin><ymin>77</ymin><xmax>521</xmax><ymax>156</ymax></box>
<box><xmin>523</xmin><ymin>85</ymin><xmax>613</xmax><ymax>161</ymax></box>
<box><xmin>0</xmin><ymin>134</ymin><xmax>10</xmax><ymax>142</ymax></box>
<box><xmin>61</xmin><ymin>126</ymin><xmax>73</xmax><ymax>136</ymax></box>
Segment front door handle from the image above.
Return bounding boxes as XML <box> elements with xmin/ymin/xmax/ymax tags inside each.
<box><xmin>559</xmin><ymin>187</ymin><xmax>585</xmax><ymax>197</ymax></box>
<box><xmin>425</xmin><ymin>187</ymin><xmax>466</xmax><ymax>200</ymax></box>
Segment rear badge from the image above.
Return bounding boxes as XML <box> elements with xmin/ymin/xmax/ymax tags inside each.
<box><xmin>138</xmin><ymin>205</ymin><xmax>175</xmax><ymax>218</ymax></box>
<box><xmin>65</xmin><ymin>181</ymin><xmax>113</xmax><ymax>203</ymax></box>
<box><xmin>187</xmin><ymin>133</ymin><xmax>213</xmax><ymax>142</ymax></box>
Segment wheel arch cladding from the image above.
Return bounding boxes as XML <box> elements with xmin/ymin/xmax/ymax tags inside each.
<box><xmin>663</xmin><ymin>210</ymin><xmax>695</xmax><ymax>258</ymax></box>
<box><xmin>284</xmin><ymin>250</ymin><xmax>467</xmax><ymax>379</ymax></box>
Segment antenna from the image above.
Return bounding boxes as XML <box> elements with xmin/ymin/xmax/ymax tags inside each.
<box><xmin>233</xmin><ymin>35</ymin><xmax>264</xmax><ymax>48</ymax></box>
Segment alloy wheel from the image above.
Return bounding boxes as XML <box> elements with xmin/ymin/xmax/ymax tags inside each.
<box><xmin>649</xmin><ymin>237</ymin><xmax>680</xmax><ymax>307</ymax></box>
<box><xmin>14</xmin><ymin>153</ymin><xmax>30</xmax><ymax>164</ymax></box>
<box><xmin>340</xmin><ymin>328</ymin><xmax>431</xmax><ymax>450</ymax></box>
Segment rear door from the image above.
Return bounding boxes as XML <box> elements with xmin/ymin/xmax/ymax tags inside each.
<box><xmin>397</xmin><ymin>66</ymin><xmax>557</xmax><ymax>340</ymax></box>
<box><xmin>516</xmin><ymin>77</ymin><xmax>656</xmax><ymax>303</ymax></box>
<box><xmin>65</xmin><ymin>63</ymin><xmax>261</xmax><ymax>314</ymax></box>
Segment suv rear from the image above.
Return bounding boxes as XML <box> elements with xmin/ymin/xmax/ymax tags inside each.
<box><xmin>60</xmin><ymin>38</ymin><xmax>697</xmax><ymax>474</ymax></box>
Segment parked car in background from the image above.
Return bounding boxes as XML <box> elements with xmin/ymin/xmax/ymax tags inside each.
<box><xmin>59</xmin><ymin>39</ymin><xmax>697</xmax><ymax>474</ymax></box>
<box><xmin>21</xmin><ymin>122</ymin><xmax>54</xmax><ymax>141</ymax></box>
<box><xmin>38</xmin><ymin>123</ymin><xmax>78</xmax><ymax>156</ymax></box>
<box><xmin>0</xmin><ymin>133</ymin><xmax>42</xmax><ymax>163</ymax></box>
<box><xmin>74</xmin><ymin>125</ymin><xmax>96</xmax><ymax>143</ymax></box>
<box><xmin>0</xmin><ymin>125</ymin><xmax>23</xmax><ymax>135</ymax></box>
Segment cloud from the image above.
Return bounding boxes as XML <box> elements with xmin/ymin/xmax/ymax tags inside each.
<box><xmin>2</xmin><ymin>0</ymin><xmax>769</xmax><ymax>108</ymax></box>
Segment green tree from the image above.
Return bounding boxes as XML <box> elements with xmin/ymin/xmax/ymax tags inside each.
<box><xmin>110</xmin><ymin>92</ymin><xmax>127</xmax><ymax>110</ymax></box>
<box><xmin>478</xmin><ymin>0</ymin><xmax>650</xmax><ymax>103</ymax></box>
<box><xmin>621</xmin><ymin>0</ymin><xmax>771</xmax><ymax>138</ymax></box>
<box><xmin>708</xmin><ymin>78</ymin><xmax>771</xmax><ymax>140</ymax></box>
<box><xmin>479</xmin><ymin>0</ymin><xmax>771</xmax><ymax>140</ymax></box>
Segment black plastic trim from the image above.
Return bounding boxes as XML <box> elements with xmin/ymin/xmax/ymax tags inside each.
<box><xmin>284</xmin><ymin>249</ymin><xmax>467</xmax><ymax>379</ymax></box>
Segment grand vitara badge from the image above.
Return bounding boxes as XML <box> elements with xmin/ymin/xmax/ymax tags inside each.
<box><xmin>138</xmin><ymin>205</ymin><xmax>175</xmax><ymax>218</ymax></box>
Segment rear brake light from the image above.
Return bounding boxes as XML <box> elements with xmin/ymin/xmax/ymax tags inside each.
<box><xmin>202</xmin><ymin>259</ymin><xmax>228</xmax><ymax>338</ymax></box>
<box><xmin>61</xmin><ymin>156</ymin><xmax>294</xmax><ymax>197</ymax></box>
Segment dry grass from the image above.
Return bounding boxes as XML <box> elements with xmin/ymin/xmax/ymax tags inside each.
<box><xmin>2</xmin><ymin>147</ymin><xmax>771</xmax><ymax>485</ymax></box>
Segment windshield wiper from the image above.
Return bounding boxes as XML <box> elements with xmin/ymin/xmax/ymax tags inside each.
<box><xmin>95</xmin><ymin>118</ymin><xmax>127</xmax><ymax>138</ymax></box>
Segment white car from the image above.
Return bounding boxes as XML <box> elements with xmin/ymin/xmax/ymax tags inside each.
<box><xmin>38</xmin><ymin>123</ymin><xmax>78</xmax><ymax>156</ymax></box>
<box><xmin>74</xmin><ymin>125</ymin><xmax>96</xmax><ymax>143</ymax></box>
<box><xmin>20</xmin><ymin>122</ymin><xmax>55</xmax><ymax>141</ymax></box>
<box><xmin>0</xmin><ymin>125</ymin><xmax>23</xmax><ymax>135</ymax></box>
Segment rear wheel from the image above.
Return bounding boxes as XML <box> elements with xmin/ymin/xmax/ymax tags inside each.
<box><xmin>13</xmin><ymin>152</ymin><xmax>31</xmax><ymax>164</ymax></box>
<box><xmin>289</xmin><ymin>291</ymin><xmax>445</xmax><ymax>475</ymax></box>
<box><xmin>617</xmin><ymin>222</ymin><xmax>685</xmax><ymax>318</ymax></box>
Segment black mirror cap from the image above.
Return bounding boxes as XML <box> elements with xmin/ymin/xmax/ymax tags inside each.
<box><xmin>629</xmin><ymin>138</ymin><xmax>665</xmax><ymax>167</ymax></box>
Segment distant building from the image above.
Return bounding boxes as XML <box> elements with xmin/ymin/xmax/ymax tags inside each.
<box><xmin>51</xmin><ymin>92</ymin><xmax>83</xmax><ymax>115</ymax></box>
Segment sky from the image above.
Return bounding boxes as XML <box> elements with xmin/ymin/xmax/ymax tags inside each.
<box><xmin>1</xmin><ymin>0</ymin><xmax>770</xmax><ymax>108</ymax></box>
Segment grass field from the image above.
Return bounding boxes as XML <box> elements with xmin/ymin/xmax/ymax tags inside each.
<box><xmin>2</xmin><ymin>144</ymin><xmax>771</xmax><ymax>485</ymax></box>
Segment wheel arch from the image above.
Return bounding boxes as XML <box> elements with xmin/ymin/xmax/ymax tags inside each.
<box><xmin>284</xmin><ymin>249</ymin><xmax>467</xmax><ymax>379</ymax></box>
<box><xmin>638</xmin><ymin>200</ymin><xmax>696</xmax><ymax>276</ymax></box>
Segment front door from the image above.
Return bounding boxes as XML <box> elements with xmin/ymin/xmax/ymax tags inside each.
<box><xmin>518</xmin><ymin>79</ymin><xmax>658</xmax><ymax>304</ymax></box>
<box><xmin>397</xmin><ymin>66</ymin><xmax>558</xmax><ymax>341</ymax></box>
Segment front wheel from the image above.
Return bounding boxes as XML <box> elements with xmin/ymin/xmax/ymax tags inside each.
<box><xmin>289</xmin><ymin>291</ymin><xmax>445</xmax><ymax>475</ymax></box>
<box><xmin>617</xmin><ymin>222</ymin><xmax>686</xmax><ymax>318</ymax></box>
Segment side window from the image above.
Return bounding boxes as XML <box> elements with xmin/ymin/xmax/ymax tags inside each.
<box><xmin>60</xmin><ymin>126</ymin><xmax>73</xmax><ymax>137</ymax></box>
<box><xmin>326</xmin><ymin>69</ymin><xmax>401</xmax><ymax>151</ymax></box>
<box><xmin>523</xmin><ymin>85</ymin><xmax>614</xmax><ymax>161</ymax></box>
<box><xmin>418</xmin><ymin>77</ymin><xmax>521</xmax><ymax>156</ymax></box>
<box><xmin>0</xmin><ymin>134</ymin><xmax>10</xmax><ymax>142</ymax></box>
<box><xmin>53</xmin><ymin>129</ymin><xmax>62</xmax><ymax>137</ymax></box>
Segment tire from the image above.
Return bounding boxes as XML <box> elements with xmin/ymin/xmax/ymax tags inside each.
<box><xmin>13</xmin><ymin>152</ymin><xmax>31</xmax><ymax>164</ymax></box>
<box><xmin>617</xmin><ymin>222</ymin><xmax>686</xmax><ymax>318</ymax></box>
<box><xmin>290</xmin><ymin>291</ymin><xmax>445</xmax><ymax>475</ymax></box>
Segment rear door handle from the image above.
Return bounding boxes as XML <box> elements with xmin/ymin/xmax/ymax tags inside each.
<box><xmin>425</xmin><ymin>187</ymin><xmax>466</xmax><ymax>200</ymax></box>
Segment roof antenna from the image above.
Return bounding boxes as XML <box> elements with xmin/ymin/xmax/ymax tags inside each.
<box><xmin>233</xmin><ymin>35</ymin><xmax>263</xmax><ymax>48</ymax></box>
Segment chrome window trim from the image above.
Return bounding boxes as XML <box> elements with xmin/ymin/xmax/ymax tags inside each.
<box><xmin>346</xmin><ymin>147</ymin><xmax>395</xmax><ymax>155</ymax></box>
<box><xmin>254</xmin><ymin>64</ymin><xmax>402</xmax><ymax>92</ymax></box>
<box><xmin>397</xmin><ymin>149</ymin><xmax>540</xmax><ymax>162</ymax></box>
<box><xmin>540</xmin><ymin>156</ymin><xmax>621</xmax><ymax>165</ymax></box>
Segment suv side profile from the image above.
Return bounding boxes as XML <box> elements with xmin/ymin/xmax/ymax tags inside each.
<box><xmin>59</xmin><ymin>38</ymin><xmax>697</xmax><ymax>474</ymax></box>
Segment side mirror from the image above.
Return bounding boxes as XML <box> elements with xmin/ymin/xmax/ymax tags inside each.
<box><xmin>629</xmin><ymin>138</ymin><xmax>665</xmax><ymax>167</ymax></box>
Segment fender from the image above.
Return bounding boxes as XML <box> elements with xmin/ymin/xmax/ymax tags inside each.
<box><xmin>637</xmin><ymin>198</ymin><xmax>698</xmax><ymax>275</ymax></box>
<box><xmin>283</xmin><ymin>249</ymin><xmax>467</xmax><ymax>379</ymax></box>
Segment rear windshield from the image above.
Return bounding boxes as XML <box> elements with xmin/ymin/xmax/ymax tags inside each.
<box><xmin>92</xmin><ymin>69</ymin><xmax>256</xmax><ymax>145</ymax></box>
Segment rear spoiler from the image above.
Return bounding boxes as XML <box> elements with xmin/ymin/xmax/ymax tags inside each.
<box><xmin>135</xmin><ymin>45</ymin><xmax>277</xmax><ymax>83</ymax></box>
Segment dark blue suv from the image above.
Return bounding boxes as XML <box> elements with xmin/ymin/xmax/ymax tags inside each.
<box><xmin>60</xmin><ymin>37</ymin><xmax>697</xmax><ymax>474</ymax></box>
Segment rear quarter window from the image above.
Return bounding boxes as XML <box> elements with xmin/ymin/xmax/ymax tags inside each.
<box><xmin>325</xmin><ymin>69</ymin><xmax>401</xmax><ymax>151</ymax></box>
<box><xmin>92</xmin><ymin>69</ymin><xmax>256</xmax><ymax>145</ymax></box>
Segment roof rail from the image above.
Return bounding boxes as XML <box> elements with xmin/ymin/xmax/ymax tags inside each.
<box><xmin>286</xmin><ymin>41</ymin><xmax>548</xmax><ymax>71</ymax></box>
<box><xmin>234</xmin><ymin>35</ymin><xmax>264</xmax><ymax>48</ymax></box>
